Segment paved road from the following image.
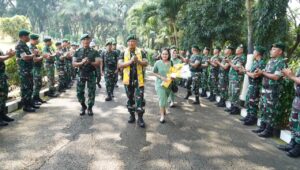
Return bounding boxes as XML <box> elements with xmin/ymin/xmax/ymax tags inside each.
<box><xmin>0</xmin><ymin>75</ymin><xmax>299</xmax><ymax>170</ymax></box>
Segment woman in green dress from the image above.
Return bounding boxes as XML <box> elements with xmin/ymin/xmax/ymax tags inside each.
<box><xmin>153</xmin><ymin>48</ymin><xmax>172</xmax><ymax>123</ymax></box>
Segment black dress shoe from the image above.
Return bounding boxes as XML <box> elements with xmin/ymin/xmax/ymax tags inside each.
<box><xmin>23</xmin><ymin>106</ymin><xmax>36</xmax><ymax>112</ymax></box>
<box><xmin>87</xmin><ymin>108</ymin><xmax>93</xmax><ymax>116</ymax></box>
<box><xmin>287</xmin><ymin>144</ymin><xmax>300</xmax><ymax>158</ymax></box>
<box><xmin>128</xmin><ymin>113</ymin><xmax>136</xmax><ymax>123</ymax></box>
<box><xmin>278</xmin><ymin>138</ymin><xmax>296</xmax><ymax>152</ymax></box>
<box><xmin>0</xmin><ymin>119</ymin><xmax>8</xmax><ymax>126</ymax></box>
<box><xmin>1</xmin><ymin>114</ymin><xmax>14</xmax><ymax>122</ymax></box>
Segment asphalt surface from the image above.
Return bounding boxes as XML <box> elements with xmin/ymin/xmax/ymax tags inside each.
<box><xmin>0</xmin><ymin>74</ymin><xmax>299</xmax><ymax>170</ymax></box>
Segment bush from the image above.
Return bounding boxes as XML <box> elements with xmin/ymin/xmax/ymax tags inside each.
<box><xmin>5</xmin><ymin>56</ymin><xmax>19</xmax><ymax>87</ymax></box>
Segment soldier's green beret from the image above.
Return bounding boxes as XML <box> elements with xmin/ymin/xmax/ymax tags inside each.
<box><xmin>19</xmin><ymin>29</ymin><xmax>30</xmax><ymax>37</ymax></box>
<box><xmin>214</xmin><ymin>46</ymin><xmax>221</xmax><ymax>51</ymax></box>
<box><xmin>237</xmin><ymin>44</ymin><xmax>244</xmax><ymax>49</ymax></box>
<box><xmin>80</xmin><ymin>34</ymin><xmax>91</xmax><ymax>41</ymax></box>
<box><xmin>106</xmin><ymin>39</ymin><xmax>112</xmax><ymax>46</ymax></box>
<box><xmin>272</xmin><ymin>41</ymin><xmax>285</xmax><ymax>51</ymax></box>
<box><xmin>255</xmin><ymin>45</ymin><xmax>266</xmax><ymax>55</ymax></box>
<box><xmin>43</xmin><ymin>37</ymin><xmax>52</xmax><ymax>42</ymax></box>
<box><xmin>112</xmin><ymin>41</ymin><xmax>117</xmax><ymax>45</ymax></box>
<box><xmin>62</xmin><ymin>39</ymin><xmax>69</xmax><ymax>43</ymax></box>
<box><xmin>192</xmin><ymin>45</ymin><xmax>201</xmax><ymax>51</ymax></box>
<box><xmin>225</xmin><ymin>45</ymin><xmax>235</xmax><ymax>51</ymax></box>
<box><xmin>55</xmin><ymin>42</ymin><xmax>62</xmax><ymax>46</ymax></box>
<box><xmin>126</xmin><ymin>34</ymin><xmax>137</xmax><ymax>42</ymax></box>
<box><xmin>29</xmin><ymin>34</ymin><xmax>39</xmax><ymax>40</ymax></box>
<box><xmin>71</xmin><ymin>42</ymin><xmax>77</xmax><ymax>46</ymax></box>
<box><xmin>203</xmin><ymin>47</ymin><xmax>210</xmax><ymax>51</ymax></box>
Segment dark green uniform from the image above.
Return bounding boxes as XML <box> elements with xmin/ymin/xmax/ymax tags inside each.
<box><xmin>73</xmin><ymin>47</ymin><xmax>100</xmax><ymax>109</ymax></box>
<box><xmin>101</xmin><ymin>50</ymin><xmax>118</xmax><ymax>98</ymax></box>
<box><xmin>200</xmin><ymin>54</ymin><xmax>209</xmax><ymax>96</ymax></box>
<box><xmin>29</xmin><ymin>44</ymin><xmax>43</xmax><ymax>101</ymax></box>
<box><xmin>55</xmin><ymin>49</ymin><xmax>66</xmax><ymax>91</ymax></box>
<box><xmin>96</xmin><ymin>49</ymin><xmax>102</xmax><ymax>88</ymax></box>
<box><xmin>43</xmin><ymin>45</ymin><xmax>57</xmax><ymax>95</ymax></box>
<box><xmin>0</xmin><ymin>51</ymin><xmax>8</xmax><ymax>116</ymax></box>
<box><xmin>16</xmin><ymin>40</ymin><xmax>34</xmax><ymax>107</ymax></box>
<box><xmin>63</xmin><ymin>47</ymin><xmax>72</xmax><ymax>88</ymax></box>
<box><xmin>186</xmin><ymin>54</ymin><xmax>202</xmax><ymax>99</ymax></box>
<box><xmin>217</xmin><ymin>55</ymin><xmax>232</xmax><ymax>106</ymax></box>
<box><xmin>114</xmin><ymin>49</ymin><xmax>121</xmax><ymax>84</ymax></box>
<box><xmin>208</xmin><ymin>55</ymin><xmax>220</xmax><ymax>99</ymax></box>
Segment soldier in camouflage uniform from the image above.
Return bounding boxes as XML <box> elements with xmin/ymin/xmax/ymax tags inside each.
<box><xmin>16</xmin><ymin>30</ymin><xmax>40</xmax><ymax>112</ymax></box>
<box><xmin>118</xmin><ymin>34</ymin><xmax>148</xmax><ymax>128</ymax></box>
<box><xmin>54</xmin><ymin>42</ymin><xmax>67</xmax><ymax>93</ymax></box>
<box><xmin>240</xmin><ymin>46</ymin><xmax>266</xmax><ymax>125</ymax></box>
<box><xmin>0</xmin><ymin>49</ymin><xmax>16</xmax><ymax>126</ymax></box>
<box><xmin>207</xmin><ymin>47</ymin><xmax>221</xmax><ymax>102</ymax></box>
<box><xmin>29</xmin><ymin>34</ymin><xmax>46</xmax><ymax>105</ymax></box>
<box><xmin>101</xmin><ymin>40</ymin><xmax>119</xmax><ymax>101</ymax></box>
<box><xmin>184</xmin><ymin>45</ymin><xmax>202</xmax><ymax>104</ymax></box>
<box><xmin>43</xmin><ymin>37</ymin><xmax>59</xmax><ymax>97</ymax></box>
<box><xmin>73</xmin><ymin>34</ymin><xmax>100</xmax><ymax>116</ymax></box>
<box><xmin>226</xmin><ymin>45</ymin><xmax>246</xmax><ymax>115</ymax></box>
<box><xmin>62</xmin><ymin>39</ymin><xmax>73</xmax><ymax>89</ymax></box>
<box><xmin>279</xmin><ymin>68</ymin><xmax>300</xmax><ymax>157</ymax></box>
<box><xmin>112</xmin><ymin>41</ymin><xmax>121</xmax><ymax>86</ymax></box>
<box><xmin>89</xmin><ymin>41</ymin><xmax>101</xmax><ymax>89</ymax></box>
<box><xmin>200</xmin><ymin>47</ymin><xmax>210</xmax><ymax>97</ymax></box>
<box><xmin>215</xmin><ymin>46</ymin><xmax>234</xmax><ymax>107</ymax></box>
<box><xmin>252</xmin><ymin>42</ymin><xmax>287</xmax><ymax>138</ymax></box>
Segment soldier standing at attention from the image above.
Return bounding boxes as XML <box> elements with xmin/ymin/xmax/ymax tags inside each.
<box><xmin>252</xmin><ymin>42</ymin><xmax>287</xmax><ymax>138</ymax></box>
<box><xmin>0</xmin><ymin>49</ymin><xmax>16</xmax><ymax>126</ymax></box>
<box><xmin>226</xmin><ymin>45</ymin><xmax>246</xmax><ymax>115</ymax></box>
<box><xmin>73</xmin><ymin>34</ymin><xmax>100</xmax><ymax>116</ymax></box>
<box><xmin>112</xmin><ymin>41</ymin><xmax>121</xmax><ymax>87</ymax></box>
<box><xmin>43</xmin><ymin>37</ymin><xmax>59</xmax><ymax>98</ymax></box>
<box><xmin>207</xmin><ymin>47</ymin><xmax>221</xmax><ymax>102</ymax></box>
<box><xmin>29</xmin><ymin>34</ymin><xmax>46</xmax><ymax>105</ymax></box>
<box><xmin>240</xmin><ymin>46</ymin><xmax>266</xmax><ymax>125</ymax></box>
<box><xmin>62</xmin><ymin>39</ymin><xmax>72</xmax><ymax>89</ymax></box>
<box><xmin>16</xmin><ymin>30</ymin><xmax>39</xmax><ymax>112</ymax></box>
<box><xmin>118</xmin><ymin>34</ymin><xmax>148</xmax><ymax>128</ymax></box>
<box><xmin>55</xmin><ymin>42</ymin><xmax>67</xmax><ymax>93</ymax></box>
<box><xmin>90</xmin><ymin>41</ymin><xmax>101</xmax><ymax>89</ymax></box>
<box><xmin>200</xmin><ymin>47</ymin><xmax>210</xmax><ymax>97</ymax></box>
<box><xmin>215</xmin><ymin>46</ymin><xmax>234</xmax><ymax>107</ymax></box>
<box><xmin>101</xmin><ymin>40</ymin><xmax>119</xmax><ymax>101</ymax></box>
<box><xmin>184</xmin><ymin>45</ymin><xmax>202</xmax><ymax>105</ymax></box>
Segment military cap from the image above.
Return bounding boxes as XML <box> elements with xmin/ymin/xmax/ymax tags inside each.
<box><xmin>203</xmin><ymin>47</ymin><xmax>210</xmax><ymax>51</ymax></box>
<box><xmin>272</xmin><ymin>41</ymin><xmax>285</xmax><ymax>51</ymax></box>
<box><xmin>71</xmin><ymin>42</ymin><xmax>77</xmax><ymax>46</ymax></box>
<box><xmin>237</xmin><ymin>44</ymin><xmax>244</xmax><ymax>49</ymax></box>
<box><xmin>192</xmin><ymin>45</ymin><xmax>201</xmax><ymax>51</ymax></box>
<box><xmin>29</xmin><ymin>34</ymin><xmax>39</xmax><ymax>40</ymax></box>
<box><xmin>19</xmin><ymin>29</ymin><xmax>30</xmax><ymax>37</ymax></box>
<box><xmin>105</xmin><ymin>39</ymin><xmax>112</xmax><ymax>46</ymax></box>
<box><xmin>126</xmin><ymin>34</ymin><xmax>137</xmax><ymax>42</ymax></box>
<box><xmin>55</xmin><ymin>42</ymin><xmax>62</xmax><ymax>46</ymax></box>
<box><xmin>225</xmin><ymin>45</ymin><xmax>235</xmax><ymax>51</ymax></box>
<box><xmin>80</xmin><ymin>34</ymin><xmax>91</xmax><ymax>41</ymax></box>
<box><xmin>254</xmin><ymin>45</ymin><xmax>266</xmax><ymax>55</ymax></box>
<box><xmin>62</xmin><ymin>39</ymin><xmax>69</xmax><ymax>43</ymax></box>
<box><xmin>43</xmin><ymin>37</ymin><xmax>52</xmax><ymax>42</ymax></box>
<box><xmin>214</xmin><ymin>46</ymin><xmax>221</xmax><ymax>51</ymax></box>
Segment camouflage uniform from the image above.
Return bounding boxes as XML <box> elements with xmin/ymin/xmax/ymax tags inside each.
<box><xmin>186</xmin><ymin>54</ymin><xmax>202</xmax><ymax>99</ymax></box>
<box><xmin>114</xmin><ymin>49</ymin><xmax>121</xmax><ymax>84</ymax></box>
<box><xmin>29</xmin><ymin>44</ymin><xmax>43</xmax><ymax>101</ymax></box>
<box><xmin>260</xmin><ymin>56</ymin><xmax>286</xmax><ymax>127</ymax></box>
<box><xmin>101</xmin><ymin>50</ymin><xmax>118</xmax><ymax>97</ymax></box>
<box><xmin>43</xmin><ymin>45</ymin><xmax>56</xmax><ymax>95</ymax></box>
<box><xmin>209</xmin><ymin>55</ymin><xmax>220</xmax><ymax>99</ymax></box>
<box><xmin>16</xmin><ymin>40</ymin><xmax>34</xmax><ymax>107</ymax></box>
<box><xmin>63</xmin><ymin>47</ymin><xmax>72</xmax><ymax>88</ymax></box>
<box><xmin>228</xmin><ymin>55</ymin><xmax>246</xmax><ymax>113</ymax></box>
<box><xmin>200</xmin><ymin>55</ymin><xmax>209</xmax><ymax>96</ymax></box>
<box><xmin>0</xmin><ymin>51</ymin><xmax>8</xmax><ymax>115</ymax></box>
<box><xmin>73</xmin><ymin>47</ymin><xmax>99</xmax><ymax>109</ymax></box>
<box><xmin>245</xmin><ymin>59</ymin><xmax>266</xmax><ymax>120</ymax></box>
<box><xmin>218</xmin><ymin>56</ymin><xmax>232</xmax><ymax>105</ymax></box>
<box><xmin>55</xmin><ymin>49</ymin><xmax>66</xmax><ymax>91</ymax></box>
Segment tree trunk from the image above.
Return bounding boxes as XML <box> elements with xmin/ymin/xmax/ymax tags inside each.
<box><xmin>172</xmin><ymin>21</ymin><xmax>178</xmax><ymax>47</ymax></box>
<box><xmin>246</xmin><ymin>0</ymin><xmax>254</xmax><ymax>54</ymax></box>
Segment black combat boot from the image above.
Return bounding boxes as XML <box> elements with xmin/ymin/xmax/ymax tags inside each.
<box><xmin>87</xmin><ymin>107</ymin><xmax>93</xmax><ymax>116</ymax></box>
<box><xmin>287</xmin><ymin>143</ymin><xmax>300</xmax><ymax>158</ymax></box>
<box><xmin>217</xmin><ymin>99</ymin><xmax>226</xmax><ymax>107</ymax></box>
<box><xmin>1</xmin><ymin>111</ymin><xmax>14</xmax><ymax>122</ymax></box>
<box><xmin>278</xmin><ymin>138</ymin><xmax>296</xmax><ymax>152</ymax></box>
<box><xmin>137</xmin><ymin>113</ymin><xmax>145</xmax><ymax>128</ymax></box>
<box><xmin>243</xmin><ymin>115</ymin><xmax>257</xmax><ymax>126</ymax></box>
<box><xmin>0</xmin><ymin>117</ymin><xmax>8</xmax><ymax>126</ymax></box>
<box><xmin>105</xmin><ymin>94</ymin><xmax>112</xmax><ymax>101</ymax></box>
<box><xmin>23</xmin><ymin>105</ymin><xmax>36</xmax><ymax>112</ymax></box>
<box><xmin>230</xmin><ymin>106</ymin><xmax>240</xmax><ymax>115</ymax></box>
<box><xmin>48</xmin><ymin>91</ymin><xmax>59</xmax><ymax>97</ymax></box>
<box><xmin>258</xmin><ymin>123</ymin><xmax>273</xmax><ymax>138</ymax></box>
<box><xmin>209</xmin><ymin>94</ymin><xmax>216</xmax><ymax>102</ymax></box>
<box><xmin>193</xmin><ymin>96</ymin><xmax>200</xmax><ymax>104</ymax></box>
<box><xmin>80</xmin><ymin>103</ymin><xmax>87</xmax><ymax>116</ymax></box>
<box><xmin>38</xmin><ymin>97</ymin><xmax>47</xmax><ymax>103</ymax></box>
<box><xmin>240</xmin><ymin>114</ymin><xmax>250</xmax><ymax>122</ymax></box>
<box><xmin>184</xmin><ymin>91</ymin><xmax>192</xmax><ymax>99</ymax></box>
<box><xmin>128</xmin><ymin>112</ymin><xmax>136</xmax><ymax>123</ymax></box>
<box><xmin>97</xmin><ymin>82</ymin><xmax>101</xmax><ymax>88</ymax></box>
<box><xmin>252</xmin><ymin>121</ymin><xmax>267</xmax><ymax>133</ymax></box>
<box><xmin>200</xmin><ymin>90</ymin><xmax>207</xmax><ymax>97</ymax></box>
<box><xmin>224</xmin><ymin>106</ymin><xmax>232</xmax><ymax>112</ymax></box>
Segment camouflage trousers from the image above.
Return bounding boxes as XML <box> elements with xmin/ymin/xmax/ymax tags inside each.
<box><xmin>218</xmin><ymin>75</ymin><xmax>228</xmax><ymax>100</ymax></box>
<box><xmin>259</xmin><ymin>87</ymin><xmax>280</xmax><ymax>126</ymax></box>
<box><xmin>289</xmin><ymin>102</ymin><xmax>300</xmax><ymax>144</ymax></box>
<box><xmin>124</xmin><ymin>80</ymin><xmax>145</xmax><ymax>114</ymax></box>
<box><xmin>32</xmin><ymin>66</ymin><xmax>43</xmax><ymax>98</ymax></box>
<box><xmin>187</xmin><ymin>72</ymin><xmax>201</xmax><ymax>97</ymax></box>
<box><xmin>228</xmin><ymin>80</ymin><xmax>241</xmax><ymax>107</ymax></box>
<box><xmin>0</xmin><ymin>75</ymin><xmax>8</xmax><ymax>113</ymax></box>
<box><xmin>77</xmin><ymin>73</ymin><xmax>96</xmax><ymax>108</ymax></box>
<box><xmin>46</xmin><ymin>63</ymin><xmax>56</xmax><ymax>94</ymax></box>
<box><xmin>65</xmin><ymin>61</ymin><xmax>72</xmax><ymax>85</ymax></box>
<box><xmin>245</xmin><ymin>84</ymin><xmax>260</xmax><ymax>117</ymax></box>
<box><xmin>57</xmin><ymin>65</ymin><xmax>66</xmax><ymax>91</ymax></box>
<box><xmin>96</xmin><ymin>68</ymin><xmax>101</xmax><ymax>84</ymax></box>
<box><xmin>114</xmin><ymin>72</ymin><xmax>119</xmax><ymax>85</ymax></box>
<box><xmin>209</xmin><ymin>75</ymin><xmax>218</xmax><ymax>95</ymax></box>
<box><xmin>19</xmin><ymin>70</ymin><xmax>33</xmax><ymax>105</ymax></box>
<box><xmin>105</xmin><ymin>71</ymin><xmax>116</xmax><ymax>95</ymax></box>
<box><xmin>200</xmin><ymin>71</ymin><xmax>208</xmax><ymax>92</ymax></box>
